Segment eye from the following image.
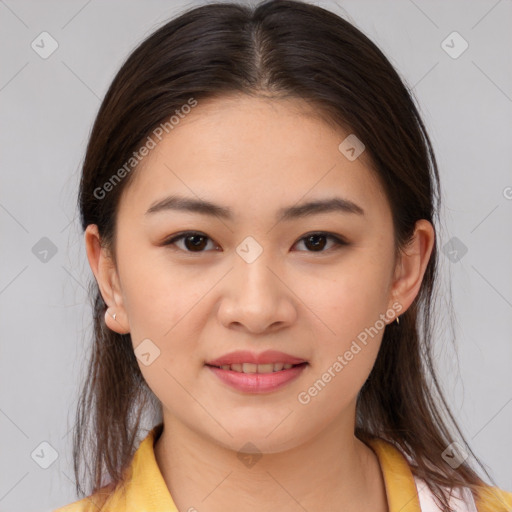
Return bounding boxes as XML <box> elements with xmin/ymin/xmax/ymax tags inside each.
<box><xmin>293</xmin><ymin>232</ymin><xmax>348</xmax><ymax>252</ymax></box>
<box><xmin>163</xmin><ymin>231</ymin><xmax>347</xmax><ymax>253</ymax></box>
<box><xmin>163</xmin><ymin>231</ymin><xmax>219</xmax><ymax>253</ymax></box>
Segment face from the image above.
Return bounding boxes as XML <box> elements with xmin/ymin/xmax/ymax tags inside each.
<box><xmin>92</xmin><ymin>94</ymin><xmax>410</xmax><ymax>453</ymax></box>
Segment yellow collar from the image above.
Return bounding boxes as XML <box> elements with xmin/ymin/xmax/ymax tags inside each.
<box><xmin>102</xmin><ymin>422</ymin><xmax>177</xmax><ymax>511</ymax></box>
<box><xmin>365</xmin><ymin>436</ymin><xmax>421</xmax><ymax>512</ymax></box>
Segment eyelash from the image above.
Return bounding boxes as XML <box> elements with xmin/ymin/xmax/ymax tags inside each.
<box><xmin>162</xmin><ymin>231</ymin><xmax>348</xmax><ymax>254</ymax></box>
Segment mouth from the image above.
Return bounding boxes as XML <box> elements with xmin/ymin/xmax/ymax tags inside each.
<box><xmin>205</xmin><ymin>362</ymin><xmax>308</xmax><ymax>373</ymax></box>
<box><xmin>205</xmin><ymin>361</ymin><xmax>309</xmax><ymax>393</ymax></box>
<box><xmin>204</xmin><ymin>350</ymin><xmax>308</xmax><ymax>393</ymax></box>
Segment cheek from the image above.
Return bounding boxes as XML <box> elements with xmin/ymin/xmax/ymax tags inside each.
<box><xmin>310</xmin><ymin>256</ymin><xmax>391</xmax><ymax>336</ymax></box>
<box><xmin>295</xmin><ymin>272</ymin><xmax>386</xmax><ymax>419</ymax></box>
<box><xmin>299</xmin><ymin>251</ymin><xmax>392</xmax><ymax>390</ymax></box>
<box><xmin>117</xmin><ymin>239</ymin><xmax>202</xmax><ymax>338</ymax></box>
<box><xmin>115</xmin><ymin>246</ymin><xmax>213</xmax><ymax>404</ymax></box>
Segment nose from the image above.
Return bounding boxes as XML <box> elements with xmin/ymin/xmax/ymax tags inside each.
<box><xmin>217</xmin><ymin>250</ymin><xmax>297</xmax><ymax>334</ymax></box>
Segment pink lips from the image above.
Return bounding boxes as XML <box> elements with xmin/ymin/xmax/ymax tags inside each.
<box><xmin>205</xmin><ymin>350</ymin><xmax>308</xmax><ymax>394</ymax></box>
<box><xmin>206</xmin><ymin>350</ymin><xmax>306</xmax><ymax>367</ymax></box>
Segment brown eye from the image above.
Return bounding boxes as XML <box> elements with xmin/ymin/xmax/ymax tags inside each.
<box><xmin>183</xmin><ymin>234</ymin><xmax>208</xmax><ymax>251</ymax></box>
<box><xmin>304</xmin><ymin>234</ymin><xmax>327</xmax><ymax>251</ymax></box>
<box><xmin>294</xmin><ymin>232</ymin><xmax>347</xmax><ymax>252</ymax></box>
<box><xmin>163</xmin><ymin>232</ymin><xmax>217</xmax><ymax>252</ymax></box>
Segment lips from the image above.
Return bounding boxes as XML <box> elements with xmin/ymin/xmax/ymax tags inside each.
<box><xmin>206</xmin><ymin>362</ymin><xmax>308</xmax><ymax>393</ymax></box>
<box><xmin>206</xmin><ymin>350</ymin><xmax>307</xmax><ymax>368</ymax></box>
<box><xmin>211</xmin><ymin>362</ymin><xmax>300</xmax><ymax>374</ymax></box>
<box><xmin>205</xmin><ymin>350</ymin><xmax>308</xmax><ymax>393</ymax></box>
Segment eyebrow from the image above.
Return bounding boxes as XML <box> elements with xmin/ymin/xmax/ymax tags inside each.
<box><xmin>145</xmin><ymin>194</ymin><xmax>365</xmax><ymax>221</ymax></box>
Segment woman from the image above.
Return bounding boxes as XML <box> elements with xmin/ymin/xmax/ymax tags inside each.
<box><xmin>55</xmin><ymin>1</ymin><xmax>511</xmax><ymax>511</ymax></box>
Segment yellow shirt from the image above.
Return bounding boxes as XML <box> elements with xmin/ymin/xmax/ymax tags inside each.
<box><xmin>54</xmin><ymin>423</ymin><xmax>512</xmax><ymax>512</ymax></box>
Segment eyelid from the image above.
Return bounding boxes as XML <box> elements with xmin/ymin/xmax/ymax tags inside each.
<box><xmin>162</xmin><ymin>230</ymin><xmax>349</xmax><ymax>253</ymax></box>
<box><xmin>300</xmin><ymin>231</ymin><xmax>349</xmax><ymax>245</ymax></box>
<box><xmin>162</xmin><ymin>231</ymin><xmax>220</xmax><ymax>251</ymax></box>
<box><xmin>293</xmin><ymin>232</ymin><xmax>348</xmax><ymax>252</ymax></box>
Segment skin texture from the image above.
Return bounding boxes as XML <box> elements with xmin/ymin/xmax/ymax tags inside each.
<box><xmin>85</xmin><ymin>94</ymin><xmax>434</xmax><ymax>512</ymax></box>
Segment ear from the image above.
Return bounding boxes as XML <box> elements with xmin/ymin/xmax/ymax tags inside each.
<box><xmin>388</xmin><ymin>219</ymin><xmax>435</xmax><ymax>316</ymax></box>
<box><xmin>84</xmin><ymin>224</ymin><xmax>130</xmax><ymax>334</ymax></box>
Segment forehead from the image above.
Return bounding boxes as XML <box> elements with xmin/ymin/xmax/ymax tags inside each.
<box><xmin>118</xmin><ymin>94</ymin><xmax>389</xmax><ymax>221</ymax></box>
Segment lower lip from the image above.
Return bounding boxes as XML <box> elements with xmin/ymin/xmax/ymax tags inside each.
<box><xmin>206</xmin><ymin>363</ymin><xmax>308</xmax><ymax>393</ymax></box>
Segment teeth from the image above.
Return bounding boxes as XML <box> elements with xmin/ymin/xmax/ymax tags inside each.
<box><xmin>242</xmin><ymin>363</ymin><xmax>258</xmax><ymax>374</ymax></box>
<box><xmin>215</xmin><ymin>362</ymin><xmax>302</xmax><ymax>373</ymax></box>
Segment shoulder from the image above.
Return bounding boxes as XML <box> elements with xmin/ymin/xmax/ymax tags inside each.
<box><xmin>473</xmin><ymin>484</ymin><xmax>512</xmax><ymax>512</ymax></box>
<box><xmin>415</xmin><ymin>475</ymin><xmax>512</xmax><ymax>512</ymax></box>
<box><xmin>53</xmin><ymin>424</ymin><xmax>164</xmax><ymax>511</ymax></box>
<box><xmin>366</xmin><ymin>436</ymin><xmax>512</xmax><ymax>512</ymax></box>
<box><xmin>52</xmin><ymin>483</ymin><xmax>115</xmax><ymax>512</ymax></box>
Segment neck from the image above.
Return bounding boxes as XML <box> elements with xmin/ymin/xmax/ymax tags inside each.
<box><xmin>154</xmin><ymin>405</ymin><xmax>388</xmax><ymax>512</ymax></box>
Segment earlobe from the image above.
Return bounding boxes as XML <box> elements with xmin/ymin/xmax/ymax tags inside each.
<box><xmin>84</xmin><ymin>224</ymin><xmax>130</xmax><ymax>335</ymax></box>
<box><xmin>105</xmin><ymin>306</ymin><xmax>130</xmax><ymax>335</ymax></box>
<box><xmin>389</xmin><ymin>219</ymin><xmax>435</xmax><ymax>316</ymax></box>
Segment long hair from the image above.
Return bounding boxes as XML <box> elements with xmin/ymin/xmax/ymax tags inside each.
<box><xmin>72</xmin><ymin>1</ymin><xmax>497</xmax><ymax>509</ymax></box>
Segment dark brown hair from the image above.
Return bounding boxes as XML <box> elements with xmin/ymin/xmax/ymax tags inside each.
<box><xmin>73</xmin><ymin>1</ymin><xmax>498</xmax><ymax>509</ymax></box>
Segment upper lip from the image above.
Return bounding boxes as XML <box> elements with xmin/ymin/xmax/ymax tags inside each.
<box><xmin>206</xmin><ymin>350</ymin><xmax>307</xmax><ymax>366</ymax></box>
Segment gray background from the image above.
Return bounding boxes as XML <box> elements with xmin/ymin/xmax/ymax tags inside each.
<box><xmin>0</xmin><ymin>0</ymin><xmax>511</xmax><ymax>510</ymax></box>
